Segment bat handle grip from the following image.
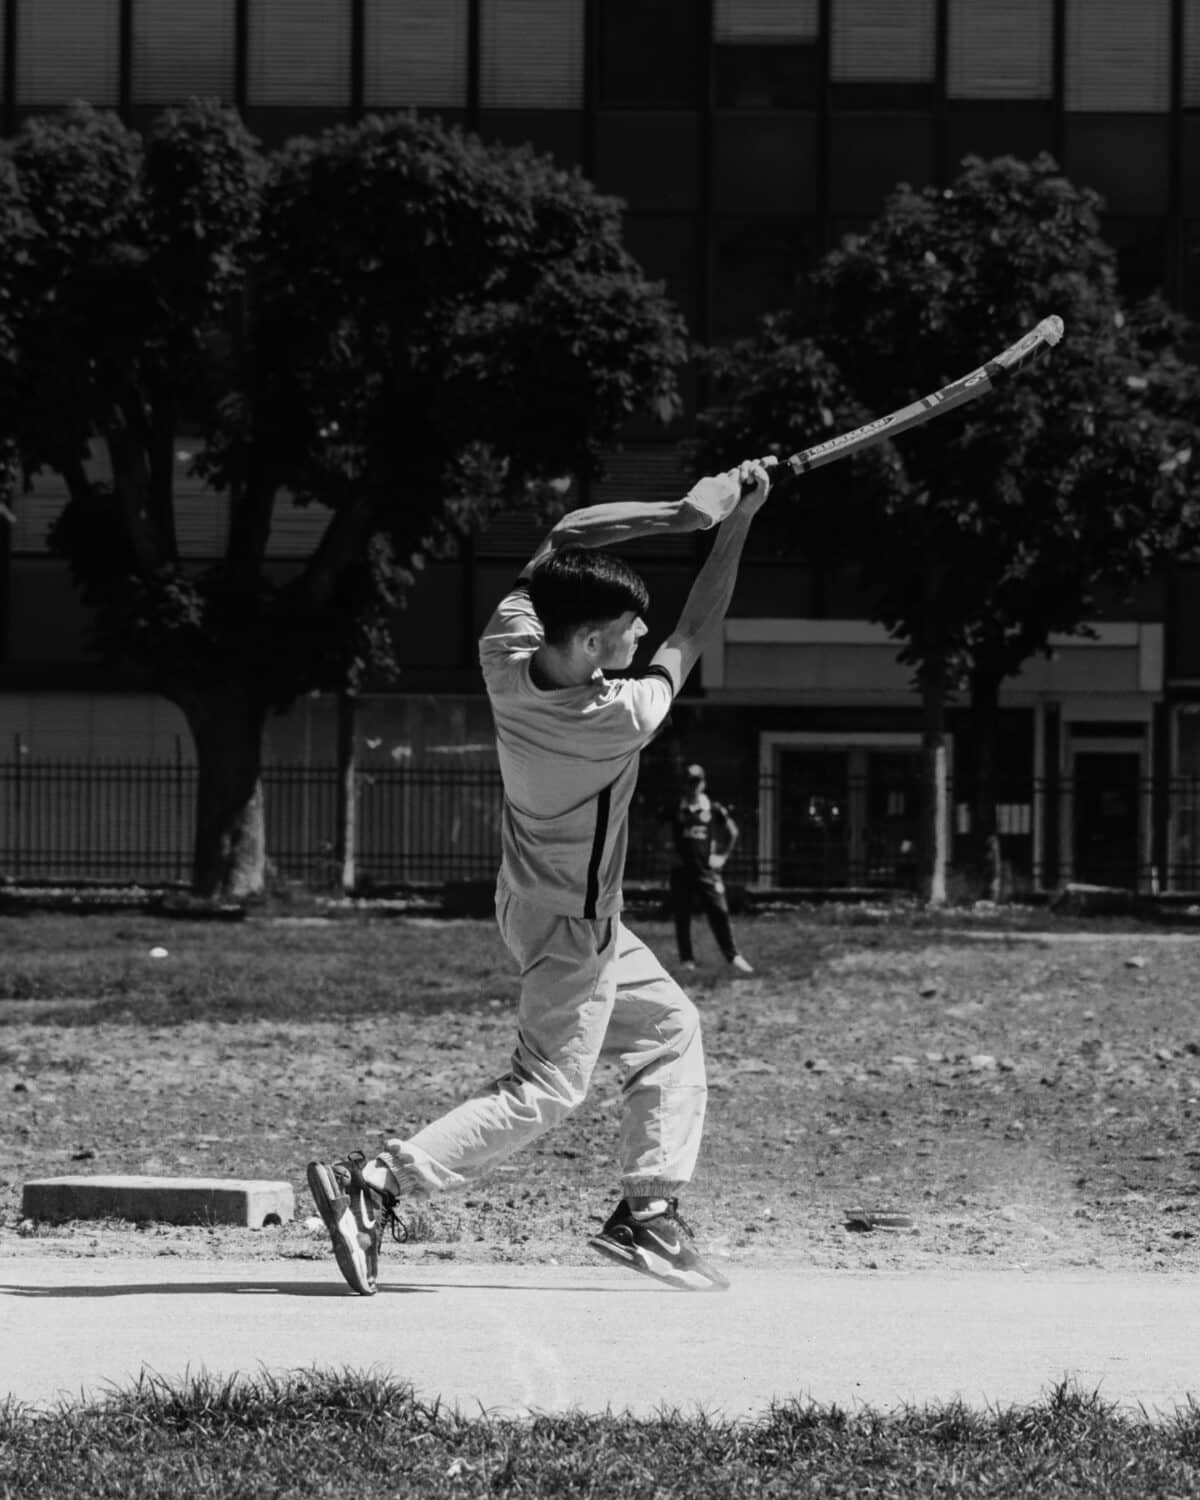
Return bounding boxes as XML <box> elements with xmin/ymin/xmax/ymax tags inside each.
<box><xmin>739</xmin><ymin>454</ymin><xmax>788</xmax><ymax>494</ymax></box>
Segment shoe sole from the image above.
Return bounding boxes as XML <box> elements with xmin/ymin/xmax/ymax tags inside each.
<box><xmin>306</xmin><ymin>1161</ymin><xmax>377</xmax><ymax>1296</ymax></box>
<box><xmin>587</xmin><ymin>1233</ymin><xmax>730</xmax><ymax>1292</ymax></box>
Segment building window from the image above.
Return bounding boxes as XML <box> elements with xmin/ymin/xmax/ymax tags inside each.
<box><xmin>830</xmin><ymin>0</ymin><xmax>935</xmax><ymax>84</ymax></box>
<box><xmin>713</xmin><ymin>0</ymin><xmax>819</xmax><ymax>43</ymax></box>
<box><xmin>1185</xmin><ymin>222</ymin><xmax>1200</xmax><ymax>320</ymax></box>
<box><xmin>364</xmin><ymin>0</ymin><xmax>469</xmax><ymax>109</ymax></box>
<box><xmin>16</xmin><ymin>0</ymin><xmax>121</xmax><ymax>106</ymax></box>
<box><xmin>6</xmin><ymin>561</ymin><xmax>96</xmax><ymax>664</ymax></box>
<box><xmin>1176</xmin><ymin>707</ymin><xmax>1200</xmax><ymax>776</ymax></box>
<box><xmin>247</xmin><ymin>0</ymin><xmax>351</xmax><ymax>107</ymax></box>
<box><xmin>1186</xmin><ymin>117</ymin><xmax>1200</xmax><ymax>216</ymax></box>
<box><xmin>1064</xmin><ymin>0</ymin><xmax>1170</xmax><ymax>113</ymax></box>
<box><xmin>710</xmin><ymin>218</ymin><xmax>819</xmax><ymax>340</ymax></box>
<box><xmin>480</xmin><ymin>0</ymin><xmax>584</xmax><ymax>109</ymax></box>
<box><xmin>1101</xmin><ymin>217</ymin><xmax>1168</xmax><ymax>299</ymax></box>
<box><xmin>1169</xmin><ymin>565</ymin><xmax>1200</xmax><ymax>678</ymax></box>
<box><xmin>757</xmin><ymin>734</ymin><xmax>931</xmax><ymax>891</ymax></box>
<box><xmin>132</xmin><ymin>0</ymin><xmax>236</xmax><ymax>105</ymax></box>
<box><xmin>598</xmin><ymin>0</ymin><xmax>701</xmax><ymax>108</ymax></box>
<box><xmin>945</xmin><ymin>105</ymin><xmax>1056</xmax><ymax>169</ymax></box>
<box><xmin>714</xmin><ymin>2</ymin><xmax>820</xmax><ymax>109</ymax></box>
<box><xmin>1064</xmin><ymin>118</ymin><xmax>1170</xmax><ymax>216</ymax></box>
<box><xmin>478</xmin><ymin>111</ymin><xmax>584</xmax><ymax>166</ymax></box>
<box><xmin>828</xmin><ymin>112</ymin><xmax>936</xmax><ymax>215</ymax></box>
<box><xmin>947</xmin><ymin>0</ymin><xmax>1053</xmax><ymax>100</ymax></box>
<box><xmin>715</xmin><ymin>46</ymin><xmax>820</xmax><ymax>108</ymax></box>
<box><xmin>595</xmin><ymin>112</ymin><xmax>701</xmax><ymax>214</ymax></box>
<box><xmin>620</xmin><ymin>215</ymin><xmax>700</xmax><ymax>327</ymax></box>
<box><xmin>1170</xmin><ymin>704</ymin><xmax>1200</xmax><ymax>888</ymax></box>
<box><xmin>1185</xmin><ymin>0</ymin><xmax>1200</xmax><ymax>108</ymax></box>
<box><xmin>712</xmin><ymin>113</ymin><xmax>818</xmax><ymax>214</ymax></box>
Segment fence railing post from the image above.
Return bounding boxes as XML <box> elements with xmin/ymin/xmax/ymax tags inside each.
<box><xmin>8</xmin><ymin>753</ymin><xmax>1200</xmax><ymax>897</ymax></box>
<box><xmin>11</xmin><ymin>732</ymin><xmax>23</xmax><ymax>878</ymax></box>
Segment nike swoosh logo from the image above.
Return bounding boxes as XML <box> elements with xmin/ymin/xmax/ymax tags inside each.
<box><xmin>641</xmin><ymin>1226</ymin><xmax>681</xmax><ymax>1256</ymax></box>
<box><xmin>359</xmin><ymin>1197</ymin><xmax>376</xmax><ymax>1229</ymax></box>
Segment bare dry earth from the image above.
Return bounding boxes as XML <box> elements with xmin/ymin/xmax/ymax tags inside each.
<box><xmin>3</xmin><ymin>917</ymin><xmax>1200</xmax><ymax>1282</ymax></box>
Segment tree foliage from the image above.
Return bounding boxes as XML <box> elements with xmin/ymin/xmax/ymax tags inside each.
<box><xmin>697</xmin><ymin>154</ymin><xmax>1200</xmax><ymax>683</ymax></box>
<box><xmin>692</xmin><ymin>154</ymin><xmax>1200</xmax><ymax>897</ymax></box>
<box><xmin>0</xmin><ymin>101</ymin><xmax>687</xmax><ymax>893</ymax></box>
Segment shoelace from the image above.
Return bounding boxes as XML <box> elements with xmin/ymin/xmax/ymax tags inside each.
<box><xmin>372</xmin><ymin>1189</ymin><xmax>410</xmax><ymax>1246</ymax></box>
<box><xmin>341</xmin><ymin>1150</ymin><xmax>410</xmax><ymax>1244</ymax></box>
<box><xmin>661</xmin><ymin>1202</ymin><xmax>694</xmax><ymax>1243</ymax></box>
<box><xmin>636</xmin><ymin>1198</ymin><xmax>694</xmax><ymax>1244</ymax></box>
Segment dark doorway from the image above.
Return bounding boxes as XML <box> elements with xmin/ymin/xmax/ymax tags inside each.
<box><xmin>776</xmin><ymin>746</ymin><xmax>921</xmax><ymax>888</ymax></box>
<box><xmin>777</xmin><ymin>749</ymin><xmax>849</xmax><ymax>886</ymax></box>
<box><xmin>1072</xmin><ymin>752</ymin><xmax>1142</xmax><ymax>889</ymax></box>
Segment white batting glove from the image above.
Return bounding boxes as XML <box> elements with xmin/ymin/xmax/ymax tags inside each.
<box><xmin>735</xmin><ymin>456</ymin><xmax>776</xmax><ymax>516</ymax></box>
<box><xmin>681</xmin><ymin>470</ymin><xmax>742</xmax><ymax>530</ymax></box>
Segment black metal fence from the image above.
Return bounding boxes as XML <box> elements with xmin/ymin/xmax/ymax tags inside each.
<box><xmin>4</xmin><ymin>756</ymin><xmax>1200</xmax><ymax>895</ymax></box>
<box><xmin>0</xmin><ymin>760</ymin><xmax>511</xmax><ymax>887</ymax></box>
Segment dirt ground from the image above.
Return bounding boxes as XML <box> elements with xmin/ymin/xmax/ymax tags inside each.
<box><xmin>3</xmin><ymin>914</ymin><xmax>1200</xmax><ymax>1282</ymax></box>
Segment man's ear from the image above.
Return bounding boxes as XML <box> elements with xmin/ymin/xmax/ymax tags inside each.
<box><xmin>578</xmin><ymin>626</ymin><xmax>603</xmax><ymax>662</ymax></box>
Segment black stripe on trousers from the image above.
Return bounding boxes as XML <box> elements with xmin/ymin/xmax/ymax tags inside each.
<box><xmin>584</xmin><ymin>783</ymin><xmax>612</xmax><ymax>920</ymax></box>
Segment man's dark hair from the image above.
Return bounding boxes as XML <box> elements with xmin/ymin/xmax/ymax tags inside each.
<box><xmin>528</xmin><ymin>547</ymin><xmax>650</xmax><ymax>646</ymax></box>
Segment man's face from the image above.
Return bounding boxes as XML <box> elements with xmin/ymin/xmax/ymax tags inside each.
<box><xmin>589</xmin><ymin>611</ymin><xmax>648</xmax><ymax>671</ymax></box>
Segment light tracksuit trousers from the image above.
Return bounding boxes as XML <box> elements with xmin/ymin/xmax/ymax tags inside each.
<box><xmin>383</xmin><ymin>876</ymin><xmax>708</xmax><ymax>1202</ymax></box>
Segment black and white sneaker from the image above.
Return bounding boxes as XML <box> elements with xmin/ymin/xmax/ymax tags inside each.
<box><xmin>306</xmin><ymin>1150</ymin><xmax>405</xmax><ymax>1296</ymax></box>
<box><xmin>588</xmin><ymin>1199</ymin><xmax>730</xmax><ymax>1291</ymax></box>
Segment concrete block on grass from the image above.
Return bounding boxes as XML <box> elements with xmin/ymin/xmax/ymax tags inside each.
<box><xmin>1050</xmin><ymin>882</ymin><xmax>1140</xmax><ymax>917</ymax></box>
<box><xmin>21</xmin><ymin>1175</ymin><xmax>295</xmax><ymax>1228</ymax></box>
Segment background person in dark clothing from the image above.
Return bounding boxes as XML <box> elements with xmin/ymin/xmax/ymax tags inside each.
<box><xmin>669</xmin><ymin>764</ymin><xmax>753</xmax><ymax>975</ymax></box>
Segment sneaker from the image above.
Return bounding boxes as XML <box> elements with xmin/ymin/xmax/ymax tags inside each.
<box><xmin>306</xmin><ymin>1150</ymin><xmax>406</xmax><ymax>1296</ymax></box>
<box><xmin>729</xmin><ymin>954</ymin><xmax>754</xmax><ymax>976</ymax></box>
<box><xmin>588</xmin><ymin>1199</ymin><xmax>730</xmax><ymax>1291</ymax></box>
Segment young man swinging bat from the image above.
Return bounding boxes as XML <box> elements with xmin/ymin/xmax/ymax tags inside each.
<box><xmin>307</xmin><ymin>455</ymin><xmax>775</xmax><ymax>1295</ymax></box>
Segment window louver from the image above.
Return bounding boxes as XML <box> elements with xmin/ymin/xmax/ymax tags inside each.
<box><xmin>948</xmin><ymin>0</ymin><xmax>1053</xmax><ymax>100</ymax></box>
<box><xmin>831</xmin><ymin>0</ymin><xmax>935</xmax><ymax>83</ymax></box>
<box><xmin>479</xmin><ymin>0</ymin><xmax>585</xmax><ymax>109</ymax></box>
<box><xmin>1183</xmin><ymin>0</ymin><xmax>1200</xmax><ymax>107</ymax></box>
<box><xmin>713</xmin><ymin>0</ymin><xmax>819</xmax><ymax>43</ymax></box>
<box><xmin>364</xmin><ymin>0</ymin><xmax>469</xmax><ymax>109</ymax></box>
<box><xmin>247</xmin><ymin>0</ymin><xmax>351</xmax><ymax>107</ymax></box>
<box><xmin>17</xmin><ymin>0</ymin><xmax>121</xmax><ymax>105</ymax></box>
<box><xmin>133</xmin><ymin>0</ymin><xmax>236</xmax><ymax>103</ymax></box>
<box><xmin>1065</xmin><ymin>0</ymin><xmax>1170</xmax><ymax>111</ymax></box>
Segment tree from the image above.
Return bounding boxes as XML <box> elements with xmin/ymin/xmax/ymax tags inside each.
<box><xmin>0</xmin><ymin>103</ymin><xmax>686</xmax><ymax>898</ymax></box>
<box><xmin>692</xmin><ymin>155</ymin><xmax>1200</xmax><ymax>903</ymax></box>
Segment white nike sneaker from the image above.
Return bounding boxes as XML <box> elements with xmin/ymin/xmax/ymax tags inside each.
<box><xmin>306</xmin><ymin>1151</ymin><xmax>405</xmax><ymax>1295</ymax></box>
<box><xmin>588</xmin><ymin>1198</ymin><xmax>730</xmax><ymax>1291</ymax></box>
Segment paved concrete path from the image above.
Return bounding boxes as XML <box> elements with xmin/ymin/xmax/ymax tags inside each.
<box><xmin>3</xmin><ymin>1258</ymin><xmax>1198</xmax><ymax>1420</ymax></box>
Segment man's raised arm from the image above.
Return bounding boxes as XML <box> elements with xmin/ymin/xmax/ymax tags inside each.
<box><xmin>651</xmin><ymin>458</ymin><xmax>775</xmax><ymax>693</ymax></box>
<box><xmin>518</xmin><ymin>469</ymin><xmax>751</xmax><ymax>580</ymax></box>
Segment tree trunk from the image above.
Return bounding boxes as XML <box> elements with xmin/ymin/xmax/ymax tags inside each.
<box><xmin>183</xmin><ymin>687</ymin><xmax>269</xmax><ymax>901</ymax></box>
<box><xmin>917</xmin><ymin>659</ymin><xmax>950</xmax><ymax>907</ymax></box>
<box><xmin>335</xmin><ymin>689</ymin><xmax>358</xmax><ymax>895</ymax></box>
<box><xmin>968</xmin><ymin>668</ymin><xmax>1005</xmax><ymax>902</ymax></box>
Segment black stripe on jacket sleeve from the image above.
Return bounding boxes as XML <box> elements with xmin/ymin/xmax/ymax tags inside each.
<box><xmin>583</xmin><ymin>783</ymin><xmax>613</xmax><ymax>920</ymax></box>
<box><xmin>641</xmin><ymin>664</ymin><xmax>676</xmax><ymax>692</ymax></box>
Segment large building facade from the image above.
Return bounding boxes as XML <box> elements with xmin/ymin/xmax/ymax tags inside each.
<box><xmin>2</xmin><ymin>0</ymin><xmax>1200</xmax><ymax>894</ymax></box>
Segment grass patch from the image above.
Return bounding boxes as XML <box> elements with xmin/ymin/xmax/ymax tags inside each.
<box><xmin>0</xmin><ymin>914</ymin><xmax>522</xmax><ymax>1024</ymax></box>
<box><xmin>0</xmin><ymin>905</ymin><xmax>1132</xmax><ymax>1025</ymax></box>
<box><xmin>1</xmin><ymin>1372</ymin><xmax>1199</xmax><ymax>1499</ymax></box>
